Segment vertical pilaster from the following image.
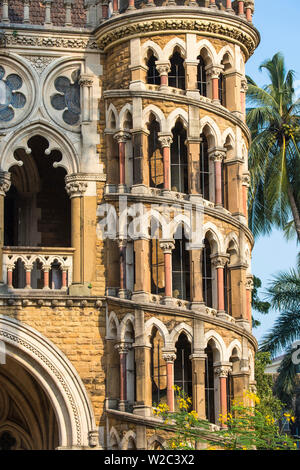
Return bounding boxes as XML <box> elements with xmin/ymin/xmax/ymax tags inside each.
<box><xmin>162</xmin><ymin>350</ymin><xmax>176</xmax><ymax>412</ymax></box>
<box><xmin>118</xmin><ymin>238</ymin><xmax>127</xmax><ymax>299</ymax></box>
<box><xmin>159</xmin><ymin>239</ymin><xmax>175</xmax><ymax>301</ymax></box>
<box><xmin>115</xmin><ymin>342</ymin><xmax>130</xmax><ymax>412</ymax></box>
<box><xmin>209</xmin><ymin>148</ymin><xmax>226</xmax><ymax>207</ymax></box>
<box><xmin>23</xmin><ymin>0</ymin><xmax>31</xmax><ymax>23</ymax></box>
<box><xmin>158</xmin><ymin>134</ymin><xmax>173</xmax><ymax>191</ymax></box>
<box><xmin>0</xmin><ymin>172</ymin><xmax>11</xmax><ymax>284</ymax></box>
<box><xmin>214</xmin><ymin>364</ymin><xmax>232</xmax><ymax>427</ymax></box>
<box><xmin>2</xmin><ymin>0</ymin><xmax>10</xmax><ymax>23</ymax></box>
<box><xmin>132</xmin><ymin>237</ymin><xmax>151</xmax><ymax>302</ymax></box>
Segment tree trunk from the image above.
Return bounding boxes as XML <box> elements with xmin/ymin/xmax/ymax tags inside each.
<box><xmin>287</xmin><ymin>183</ymin><xmax>300</xmax><ymax>242</ymax></box>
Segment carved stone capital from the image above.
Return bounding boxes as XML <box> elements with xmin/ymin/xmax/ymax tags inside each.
<box><xmin>210</xmin><ymin>253</ymin><xmax>230</xmax><ymax>269</ymax></box>
<box><xmin>206</xmin><ymin>65</ymin><xmax>224</xmax><ymax>79</ymax></box>
<box><xmin>88</xmin><ymin>430</ymin><xmax>99</xmax><ymax>448</ymax></box>
<box><xmin>115</xmin><ymin>342</ymin><xmax>131</xmax><ymax>354</ymax></box>
<box><xmin>79</xmin><ymin>74</ymin><xmax>94</xmax><ymax>87</ymax></box>
<box><xmin>117</xmin><ymin>238</ymin><xmax>127</xmax><ymax>249</ymax></box>
<box><xmin>209</xmin><ymin>148</ymin><xmax>227</xmax><ymax>162</ymax></box>
<box><xmin>214</xmin><ymin>365</ymin><xmax>232</xmax><ymax>378</ymax></box>
<box><xmin>241</xmin><ymin>78</ymin><xmax>248</xmax><ymax>93</ymax></box>
<box><xmin>0</xmin><ymin>171</ymin><xmax>11</xmax><ymax>196</ymax></box>
<box><xmin>159</xmin><ymin>239</ymin><xmax>175</xmax><ymax>254</ymax></box>
<box><xmin>114</xmin><ymin>131</ymin><xmax>131</xmax><ymax>144</ymax></box>
<box><xmin>156</xmin><ymin>61</ymin><xmax>171</xmax><ymax>75</ymax></box>
<box><xmin>162</xmin><ymin>349</ymin><xmax>177</xmax><ymax>363</ymax></box>
<box><xmin>65</xmin><ymin>176</ymin><xmax>88</xmax><ymax>198</ymax></box>
<box><xmin>158</xmin><ymin>133</ymin><xmax>173</xmax><ymax>148</ymax></box>
<box><xmin>245</xmin><ymin>0</ymin><xmax>254</xmax><ymax>12</ymax></box>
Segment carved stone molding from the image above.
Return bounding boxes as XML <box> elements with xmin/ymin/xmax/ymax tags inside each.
<box><xmin>114</xmin><ymin>342</ymin><xmax>131</xmax><ymax>354</ymax></box>
<box><xmin>242</xmin><ymin>172</ymin><xmax>251</xmax><ymax>187</ymax></box>
<box><xmin>241</xmin><ymin>78</ymin><xmax>249</xmax><ymax>93</ymax></box>
<box><xmin>156</xmin><ymin>62</ymin><xmax>171</xmax><ymax>75</ymax></box>
<box><xmin>79</xmin><ymin>74</ymin><xmax>94</xmax><ymax>87</ymax></box>
<box><xmin>25</xmin><ymin>55</ymin><xmax>56</xmax><ymax>74</ymax></box>
<box><xmin>162</xmin><ymin>350</ymin><xmax>177</xmax><ymax>363</ymax></box>
<box><xmin>0</xmin><ymin>33</ymin><xmax>98</xmax><ymax>51</ymax></box>
<box><xmin>65</xmin><ymin>179</ymin><xmax>88</xmax><ymax>198</ymax></box>
<box><xmin>210</xmin><ymin>253</ymin><xmax>230</xmax><ymax>269</ymax></box>
<box><xmin>113</xmin><ymin>131</ymin><xmax>131</xmax><ymax>144</ymax></box>
<box><xmin>209</xmin><ymin>148</ymin><xmax>227</xmax><ymax>162</ymax></box>
<box><xmin>97</xmin><ymin>17</ymin><xmax>258</xmax><ymax>58</ymax></box>
<box><xmin>214</xmin><ymin>365</ymin><xmax>231</xmax><ymax>378</ymax></box>
<box><xmin>246</xmin><ymin>274</ymin><xmax>254</xmax><ymax>291</ymax></box>
<box><xmin>158</xmin><ymin>133</ymin><xmax>173</xmax><ymax>148</ymax></box>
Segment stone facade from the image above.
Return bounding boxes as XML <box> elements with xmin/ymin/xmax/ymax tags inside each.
<box><xmin>0</xmin><ymin>0</ymin><xmax>259</xmax><ymax>450</ymax></box>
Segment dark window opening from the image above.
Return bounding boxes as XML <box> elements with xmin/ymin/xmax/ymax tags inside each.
<box><xmin>174</xmin><ymin>334</ymin><xmax>192</xmax><ymax>403</ymax></box>
<box><xmin>205</xmin><ymin>344</ymin><xmax>215</xmax><ymax>423</ymax></box>
<box><xmin>151</xmin><ymin>329</ymin><xmax>167</xmax><ymax>405</ymax></box>
<box><xmin>224</xmin><ymin>263</ymin><xmax>232</xmax><ymax>315</ymax></box>
<box><xmin>200</xmin><ymin>134</ymin><xmax>209</xmax><ymax>200</ymax></box>
<box><xmin>146</xmin><ymin>54</ymin><xmax>160</xmax><ymax>85</ymax></box>
<box><xmin>172</xmin><ymin>227</ymin><xmax>190</xmax><ymax>301</ymax></box>
<box><xmin>197</xmin><ymin>56</ymin><xmax>207</xmax><ymax>96</ymax></box>
<box><xmin>148</xmin><ymin>118</ymin><xmax>163</xmax><ymax>189</ymax></box>
<box><xmin>202</xmin><ymin>239</ymin><xmax>213</xmax><ymax>307</ymax></box>
<box><xmin>168</xmin><ymin>51</ymin><xmax>185</xmax><ymax>90</ymax></box>
<box><xmin>218</xmin><ymin>73</ymin><xmax>226</xmax><ymax>106</ymax></box>
<box><xmin>150</xmin><ymin>238</ymin><xmax>165</xmax><ymax>295</ymax></box>
<box><xmin>171</xmin><ymin>120</ymin><xmax>188</xmax><ymax>193</ymax></box>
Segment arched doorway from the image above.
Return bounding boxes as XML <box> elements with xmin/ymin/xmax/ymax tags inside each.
<box><xmin>0</xmin><ymin>356</ymin><xmax>59</xmax><ymax>450</ymax></box>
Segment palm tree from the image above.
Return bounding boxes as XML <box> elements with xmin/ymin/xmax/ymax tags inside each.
<box><xmin>260</xmin><ymin>255</ymin><xmax>300</xmax><ymax>406</ymax></box>
<box><xmin>247</xmin><ymin>52</ymin><xmax>300</xmax><ymax>241</ymax></box>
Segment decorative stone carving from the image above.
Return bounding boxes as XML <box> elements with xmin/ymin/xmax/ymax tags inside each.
<box><xmin>51</xmin><ymin>69</ymin><xmax>81</xmax><ymax>126</ymax></box>
<box><xmin>0</xmin><ymin>171</ymin><xmax>11</xmax><ymax>196</ymax></box>
<box><xmin>115</xmin><ymin>342</ymin><xmax>131</xmax><ymax>354</ymax></box>
<box><xmin>209</xmin><ymin>148</ymin><xmax>226</xmax><ymax>162</ymax></box>
<box><xmin>158</xmin><ymin>133</ymin><xmax>173</xmax><ymax>148</ymax></box>
<box><xmin>162</xmin><ymin>350</ymin><xmax>176</xmax><ymax>363</ymax></box>
<box><xmin>214</xmin><ymin>365</ymin><xmax>231</xmax><ymax>378</ymax></box>
<box><xmin>159</xmin><ymin>239</ymin><xmax>175</xmax><ymax>254</ymax></box>
<box><xmin>241</xmin><ymin>78</ymin><xmax>248</xmax><ymax>93</ymax></box>
<box><xmin>242</xmin><ymin>172</ymin><xmax>251</xmax><ymax>187</ymax></box>
<box><xmin>0</xmin><ymin>66</ymin><xmax>26</xmax><ymax>122</ymax></box>
<box><xmin>65</xmin><ymin>181</ymin><xmax>88</xmax><ymax>198</ymax></box>
<box><xmin>210</xmin><ymin>253</ymin><xmax>230</xmax><ymax>269</ymax></box>
<box><xmin>113</xmin><ymin>131</ymin><xmax>131</xmax><ymax>144</ymax></box>
<box><xmin>79</xmin><ymin>75</ymin><xmax>94</xmax><ymax>87</ymax></box>
<box><xmin>25</xmin><ymin>56</ymin><xmax>55</xmax><ymax>74</ymax></box>
<box><xmin>246</xmin><ymin>274</ymin><xmax>254</xmax><ymax>291</ymax></box>
<box><xmin>0</xmin><ymin>33</ymin><xmax>98</xmax><ymax>51</ymax></box>
<box><xmin>156</xmin><ymin>62</ymin><xmax>171</xmax><ymax>76</ymax></box>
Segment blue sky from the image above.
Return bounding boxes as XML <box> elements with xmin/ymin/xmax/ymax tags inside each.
<box><xmin>245</xmin><ymin>0</ymin><xmax>299</xmax><ymax>344</ymax></box>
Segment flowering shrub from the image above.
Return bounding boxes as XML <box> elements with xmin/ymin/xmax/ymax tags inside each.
<box><xmin>154</xmin><ymin>387</ymin><xmax>297</xmax><ymax>450</ymax></box>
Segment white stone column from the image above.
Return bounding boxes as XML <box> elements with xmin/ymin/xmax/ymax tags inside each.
<box><xmin>43</xmin><ymin>0</ymin><xmax>53</xmax><ymax>25</ymax></box>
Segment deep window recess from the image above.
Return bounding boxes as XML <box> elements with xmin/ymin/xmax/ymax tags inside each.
<box><xmin>146</xmin><ymin>54</ymin><xmax>160</xmax><ymax>85</ymax></box>
<box><xmin>172</xmin><ymin>227</ymin><xmax>190</xmax><ymax>301</ymax></box>
<box><xmin>174</xmin><ymin>334</ymin><xmax>192</xmax><ymax>404</ymax></box>
<box><xmin>171</xmin><ymin>120</ymin><xmax>188</xmax><ymax>193</ymax></box>
<box><xmin>202</xmin><ymin>238</ymin><xmax>213</xmax><ymax>308</ymax></box>
<box><xmin>200</xmin><ymin>134</ymin><xmax>210</xmax><ymax>200</ymax></box>
<box><xmin>168</xmin><ymin>51</ymin><xmax>185</xmax><ymax>90</ymax></box>
<box><xmin>197</xmin><ymin>56</ymin><xmax>207</xmax><ymax>96</ymax></box>
<box><xmin>148</xmin><ymin>118</ymin><xmax>163</xmax><ymax>189</ymax></box>
<box><xmin>205</xmin><ymin>344</ymin><xmax>215</xmax><ymax>423</ymax></box>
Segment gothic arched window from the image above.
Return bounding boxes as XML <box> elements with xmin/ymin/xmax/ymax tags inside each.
<box><xmin>224</xmin><ymin>262</ymin><xmax>232</xmax><ymax>315</ymax></box>
<box><xmin>168</xmin><ymin>50</ymin><xmax>185</xmax><ymax>90</ymax></box>
<box><xmin>197</xmin><ymin>56</ymin><xmax>207</xmax><ymax>96</ymax></box>
<box><xmin>148</xmin><ymin>117</ymin><xmax>163</xmax><ymax>188</ymax></box>
<box><xmin>174</xmin><ymin>334</ymin><xmax>192</xmax><ymax>401</ymax></box>
<box><xmin>202</xmin><ymin>238</ymin><xmax>213</xmax><ymax>308</ymax></box>
<box><xmin>200</xmin><ymin>134</ymin><xmax>209</xmax><ymax>200</ymax></box>
<box><xmin>151</xmin><ymin>328</ymin><xmax>167</xmax><ymax>405</ymax></box>
<box><xmin>172</xmin><ymin>226</ymin><xmax>190</xmax><ymax>301</ymax></box>
<box><xmin>205</xmin><ymin>343</ymin><xmax>215</xmax><ymax>423</ymax></box>
<box><xmin>146</xmin><ymin>54</ymin><xmax>160</xmax><ymax>85</ymax></box>
<box><xmin>218</xmin><ymin>73</ymin><xmax>226</xmax><ymax>106</ymax></box>
<box><xmin>171</xmin><ymin>120</ymin><xmax>188</xmax><ymax>193</ymax></box>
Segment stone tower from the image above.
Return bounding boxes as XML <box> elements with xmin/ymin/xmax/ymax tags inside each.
<box><xmin>0</xmin><ymin>0</ymin><xmax>259</xmax><ymax>450</ymax></box>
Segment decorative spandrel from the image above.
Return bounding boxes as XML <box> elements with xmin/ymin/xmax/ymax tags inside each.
<box><xmin>0</xmin><ymin>66</ymin><xmax>26</xmax><ymax>122</ymax></box>
<box><xmin>51</xmin><ymin>70</ymin><xmax>81</xmax><ymax>126</ymax></box>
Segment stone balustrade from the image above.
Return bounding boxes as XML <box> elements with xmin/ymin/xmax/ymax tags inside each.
<box><xmin>0</xmin><ymin>0</ymin><xmax>255</xmax><ymax>28</ymax></box>
<box><xmin>3</xmin><ymin>246</ymin><xmax>74</xmax><ymax>290</ymax></box>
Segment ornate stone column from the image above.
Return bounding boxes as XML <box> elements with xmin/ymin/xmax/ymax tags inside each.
<box><xmin>214</xmin><ymin>363</ymin><xmax>232</xmax><ymax>427</ymax></box>
<box><xmin>112</xmin><ymin>0</ymin><xmax>119</xmax><ymax>15</ymax></box>
<box><xmin>206</xmin><ymin>66</ymin><xmax>223</xmax><ymax>104</ymax></box>
<box><xmin>225</xmin><ymin>0</ymin><xmax>233</xmax><ymax>12</ymax></box>
<box><xmin>7</xmin><ymin>264</ymin><xmax>14</xmax><ymax>289</ymax></box>
<box><xmin>209</xmin><ymin>148</ymin><xmax>226</xmax><ymax>208</ymax></box>
<box><xmin>162</xmin><ymin>349</ymin><xmax>176</xmax><ymax>412</ymax></box>
<box><xmin>64</xmin><ymin>0</ymin><xmax>74</xmax><ymax>26</ymax></box>
<box><xmin>159</xmin><ymin>239</ymin><xmax>175</xmax><ymax>302</ymax></box>
<box><xmin>118</xmin><ymin>238</ymin><xmax>127</xmax><ymax>299</ymax></box>
<box><xmin>246</xmin><ymin>274</ymin><xmax>254</xmax><ymax>325</ymax></box>
<box><xmin>242</xmin><ymin>172</ymin><xmax>250</xmax><ymax>219</ymax></box>
<box><xmin>211</xmin><ymin>254</ymin><xmax>230</xmax><ymax>315</ymax></box>
<box><xmin>114</xmin><ymin>131</ymin><xmax>131</xmax><ymax>193</ymax></box>
<box><xmin>158</xmin><ymin>133</ymin><xmax>173</xmax><ymax>191</ymax></box>
<box><xmin>43</xmin><ymin>0</ymin><xmax>53</xmax><ymax>25</ymax></box>
<box><xmin>127</xmin><ymin>0</ymin><xmax>135</xmax><ymax>10</ymax></box>
<box><xmin>25</xmin><ymin>264</ymin><xmax>32</xmax><ymax>289</ymax></box>
<box><xmin>43</xmin><ymin>265</ymin><xmax>51</xmax><ymax>290</ymax></box>
<box><xmin>65</xmin><ymin>176</ymin><xmax>88</xmax><ymax>287</ymax></box>
<box><xmin>156</xmin><ymin>62</ymin><xmax>171</xmax><ymax>91</ymax></box>
<box><xmin>0</xmin><ymin>172</ymin><xmax>11</xmax><ymax>284</ymax></box>
<box><xmin>115</xmin><ymin>342</ymin><xmax>130</xmax><ymax>412</ymax></box>
<box><xmin>245</xmin><ymin>0</ymin><xmax>254</xmax><ymax>22</ymax></box>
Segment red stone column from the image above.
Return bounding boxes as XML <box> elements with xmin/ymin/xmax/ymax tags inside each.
<box><xmin>159</xmin><ymin>240</ymin><xmax>175</xmax><ymax>299</ymax></box>
<box><xmin>162</xmin><ymin>350</ymin><xmax>177</xmax><ymax>412</ymax></box>
<box><xmin>112</xmin><ymin>0</ymin><xmax>118</xmax><ymax>14</ymax></box>
<box><xmin>210</xmin><ymin>148</ymin><xmax>226</xmax><ymax>208</ymax></box>
<box><xmin>156</xmin><ymin>63</ymin><xmax>171</xmax><ymax>90</ymax></box>
<box><xmin>158</xmin><ymin>134</ymin><xmax>173</xmax><ymax>191</ymax></box>
<box><xmin>211</xmin><ymin>255</ymin><xmax>229</xmax><ymax>314</ymax></box>
<box><xmin>127</xmin><ymin>0</ymin><xmax>135</xmax><ymax>9</ymax></box>
<box><xmin>102</xmin><ymin>1</ymin><xmax>108</xmax><ymax>19</ymax></box>
<box><xmin>238</xmin><ymin>0</ymin><xmax>245</xmax><ymax>16</ymax></box>
<box><xmin>7</xmin><ymin>266</ymin><xmax>13</xmax><ymax>288</ymax></box>
<box><xmin>206</xmin><ymin>66</ymin><xmax>223</xmax><ymax>104</ymax></box>
<box><xmin>43</xmin><ymin>266</ymin><xmax>50</xmax><ymax>290</ymax></box>
<box><xmin>226</xmin><ymin>0</ymin><xmax>233</xmax><ymax>11</ymax></box>
<box><xmin>245</xmin><ymin>1</ymin><xmax>254</xmax><ymax>22</ymax></box>
<box><xmin>25</xmin><ymin>265</ymin><xmax>32</xmax><ymax>289</ymax></box>
<box><xmin>209</xmin><ymin>0</ymin><xmax>217</xmax><ymax>8</ymax></box>
<box><xmin>115</xmin><ymin>343</ymin><xmax>130</xmax><ymax>412</ymax></box>
<box><xmin>61</xmin><ymin>269</ymin><xmax>68</xmax><ymax>289</ymax></box>
<box><xmin>215</xmin><ymin>365</ymin><xmax>231</xmax><ymax>428</ymax></box>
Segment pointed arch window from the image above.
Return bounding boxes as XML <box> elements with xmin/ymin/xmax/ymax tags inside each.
<box><xmin>218</xmin><ymin>73</ymin><xmax>226</xmax><ymax>106</ymax></box>
<box><xmin>148</xmin><ymin>117</ymin><xmax>163</xmax><ymax>189</ymax></box>
<box><xmin>150</xmin><ymin>238</ymin><xmax>165</xmax><ymax>296</ymax></box>
<box><xmin>171</xmin><ymin>120</ymin><xmax>188</xmax><ymax>193</ymax></box>
<box><xmin>146</xmin><ymin>54</ymin><xmax>160</xmax><ymax>85</ymax></box>
<box><xmin>174</xmin><ymin>334</ymin><xmax>192</xmax><ymax>400</ymax></box>
<box><xmin>197</xmin><ymin>56</ymin><xmax>207</xmax><ymax>96</ymax></box>
<box><xmin>202</xmin><ymin>238</ymin><xmax>213</xmax><ymax>307</ymax></box>
<box><xmin>168</xmin><ymin>50</ymin><xmax>185</xmax><ymax>90</ymax></box>
<box><xmin>200</xmin><ymin>134</ymin><xmax>209</xmax><ymax>200</ymax></box>
<box><xmin>204</xmin><ymin>343</ymin><xmax>215</xmax><ymax>423</ymax></box>
<box><xmin>151</xmin><ymin>328</ymin><xmax>167</xmax><ymax>405</ymax></box>
<box><xmin>224</xmin><ymin>262</ymin><xmax>232</xmax><ymax>315</ymax></box>
<box><xmin>172</xmin><ymin>226</ymin><xmax>190</xmax><ymax>301</ymax></box>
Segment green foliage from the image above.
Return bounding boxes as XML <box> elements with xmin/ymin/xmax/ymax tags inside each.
<box><xmin>155</xmin><ymin>387</ymin><xmax>297</xmax><ymax>450</ymax></box>
<box><xmin>252</xmin><ymin>276</ymin><xmax>271</xmax><ymax>328</ymax></box>
<box><xmin>255</xmin><ymin>352</ymin><xmax>283</xmax><ymax>419</ymax></box>
<box><xmin>246</xmin><ymin>52</ymin><xmax>300</xmax><ymax>241</ymax></box>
